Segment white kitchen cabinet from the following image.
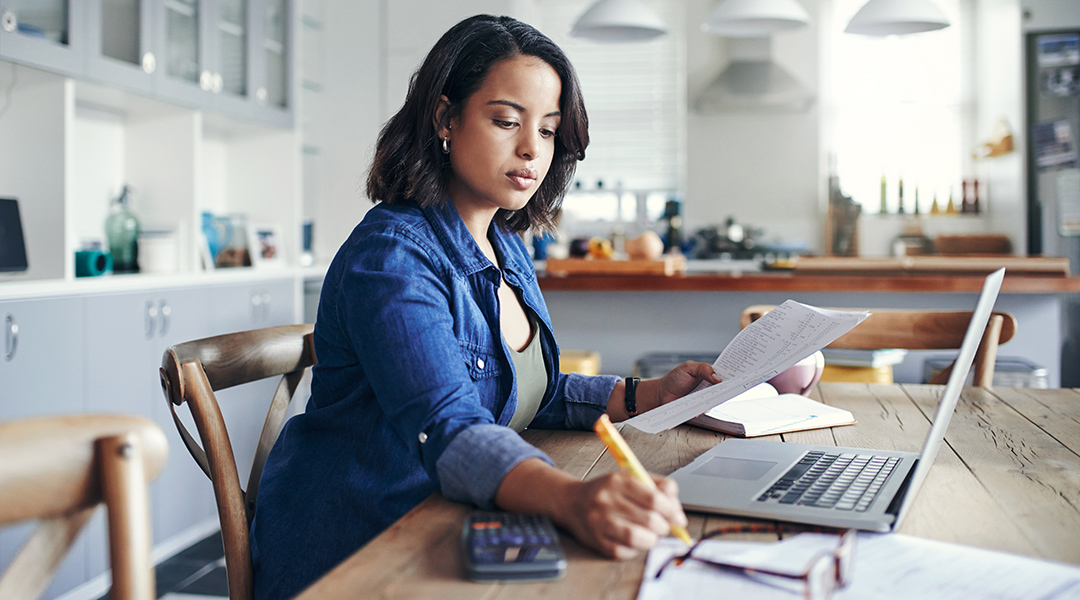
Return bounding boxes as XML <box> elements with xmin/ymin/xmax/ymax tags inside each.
<box><xmin>83</xmin><ymin>286</ymin><xmax>218</xmax><ymax>575</ymax></box>
<box><xmin>84</xmin><ymin>0</ymin><xmax>156</xmax><ymax>94</ymax></box>
<box><xmin>0</xmin><ymin>296</ymin><xmax>90</xmax><ymax>600</ymax></box>
<box><xmin>0</xmin><ymin>0</ymin><xmax>85</xmax><ymax>76</ymax></box>
<box><xmin>205</xmin><ymin>279</ymin><xmax>296</xmax><ymax>483</ymax></box>
<box><xmin>151</xmin><ymin>0</ymin><xmax>294</xmax><ymax>126</ymax></box>
<box><xmin>1</xmin><ymin>0</ymin><xmax>293</xmax><ymax>125</ymax></box>
<box><xmin>86</xmin><ymin>279</ymin><xmax>297</xmax><ymax>575</ymax></box>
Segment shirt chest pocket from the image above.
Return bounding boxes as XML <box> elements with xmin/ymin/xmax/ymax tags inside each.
<box><xmin>459</xmin><ymin>342</ymin><xmax>502</xmax><ymax>380</ymax></box>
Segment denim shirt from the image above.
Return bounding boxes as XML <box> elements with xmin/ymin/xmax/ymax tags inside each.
<box><xmin>250</xmin><ymin>199</ymin><xmax>619</xmax><ymax>600</ymax></box>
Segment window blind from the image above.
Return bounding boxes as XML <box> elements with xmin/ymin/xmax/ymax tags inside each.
<box><xmin>536</xmin><ymin>0</ymin><xmax>686</xmax><ymax>194</ymax></box>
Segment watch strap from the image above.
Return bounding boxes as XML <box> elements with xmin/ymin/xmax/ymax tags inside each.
<box><xmin>624</xmin><ymin>377</ymin><xmax>640</xmax><ymax>416</ymax></box>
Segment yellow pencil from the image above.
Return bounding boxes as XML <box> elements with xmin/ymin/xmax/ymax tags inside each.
<box><xmin>593</xmin><ymin>414</ymin><xmax>694</xmax><ymax>545</ymax></box>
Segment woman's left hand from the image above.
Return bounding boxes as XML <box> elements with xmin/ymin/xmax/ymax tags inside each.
<box><xmin>607</xmin><ymin>361</ymin><xmax>721</xmax><ymax>421</ymax></box>
<box><xmin>654</xmin><ymin>361</ymin><xmax>721</xmax><ymax>406</ymax></box>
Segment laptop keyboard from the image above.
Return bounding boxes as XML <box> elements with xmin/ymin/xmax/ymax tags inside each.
<box><xmin>756</xmin><ymin>451</ymin><xmax>900</xmax><ymax>512</ymax></box>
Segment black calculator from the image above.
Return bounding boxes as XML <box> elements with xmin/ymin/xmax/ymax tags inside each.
<box><xmin>461</xmin><ymin>511</ymin><xmax>567</xmax><ymax>581</ymax></box>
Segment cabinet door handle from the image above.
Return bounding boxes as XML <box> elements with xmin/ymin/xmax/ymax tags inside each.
<box><xmin>142</xmin><ymin>51</ymin><xmax>156</xmax><ymax>74</ymax></box>
<box><xmin>158</xmin><ymin>301</ymin><xmax>172</xmax><ymax>337</ymax></box>
<box><xmin>1</xmin><ymin>9</ymin><xmax>16</xmax><ymax>33</ymax></box>
<box><xmin>261</xmin><ymin>293</ymin><xmax>271</xmax><ymax>322</ymax></box>
<box><xmin>251</xmin><ymin>293</ymin><xmax>263</xmax><ymax>322</ymax></box>
<box><xmin>4</xmin><ymin>314</ymin><xmax>17</xmax><ymax>361</ymax></box>
<box><xmin>200</xmin><ymin>70</ymin><xmax>213</xmax><ymax>91</ymax></box>
<box><xmin>145</xmin><ymin>301</ymin><xmax>159</xmax><ymax>339</ymax></box>
<box><xmin>212</xmin><ymin>72</ymin><xmax>223</xmax><ymax>94</ymax></box>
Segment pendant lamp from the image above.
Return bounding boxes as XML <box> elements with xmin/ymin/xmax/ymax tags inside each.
<box><xmin>570</xmin><ymin>0</ymin><xmax>668</xmax><ymax>42</ymax></box>
<box><xmin>844</xmin><ymin>0</ymin><xmax>950</xmax><ymax>36</ymax></box>
<box><xmin>702</xmin><ymin>0</ymin><xmax>811</xmax><ymax>38</ymax></box>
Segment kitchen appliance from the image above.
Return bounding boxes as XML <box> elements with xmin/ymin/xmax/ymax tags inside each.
<box><xmin>1026</xmin><ymin>29</ymin><xmax>1080</xmax><ymax>386</ymax></box>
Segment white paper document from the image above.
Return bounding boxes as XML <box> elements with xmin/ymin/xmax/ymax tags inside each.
<box><xmin>625</xmin><ymin>300</ymin><xmax>869</xmax><ymax>434</ymax></box>
<box><xmin>638</xmin><ymin>533</ymin><xmax>1080</xmax><ymax>600</ymax></box>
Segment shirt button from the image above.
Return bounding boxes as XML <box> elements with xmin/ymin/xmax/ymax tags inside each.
<box><xmin>476</xmin><ymin>358</ymin><xmax>485</xmax><ymax>369</ymax></box>
<box><xmin>418</xmin><ymin>432</ymin><xmax>428</xmax><ymax>443</ymax></box>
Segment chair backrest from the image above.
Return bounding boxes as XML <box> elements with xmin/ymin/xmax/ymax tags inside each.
<box><xmin>159</xmin><ymin>324</ymin><xmax>316</xmax><ymax>600</ymax></box>
<box><xmin>740</xmin><ymin>306</ymin><xmax>1017</xmax><ymax>387</ymax></box>
<box><xmin>0</xmin><ymin>414</ymin><xmax>167</xmax><ymax>600</ymax></box>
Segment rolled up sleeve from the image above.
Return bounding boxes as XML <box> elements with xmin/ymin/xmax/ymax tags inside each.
<box><xmin>531</xmin><ymin>372</ymin><xmax>618</xmax><ymax>430</ymax></box>
<box><xmin>435</xmin><ymin>424</ymin><xmax>553</xmax><ymax>509</ymax></box>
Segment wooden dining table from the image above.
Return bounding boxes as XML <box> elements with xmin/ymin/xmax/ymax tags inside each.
<box><xmin>294</xmin><ymin>383</ymin><xmax>1080</xmax><ymax>600</ymax></box>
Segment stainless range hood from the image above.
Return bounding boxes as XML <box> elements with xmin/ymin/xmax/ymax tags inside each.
<box><xmin>695</xmin><ymin>38</ymin><xmax>815</xmax><ymax>113</ymax></box>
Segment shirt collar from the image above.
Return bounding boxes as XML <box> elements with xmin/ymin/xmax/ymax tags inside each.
<box><xmin>422</xmin><ymin>199</ymin><xmax>531</xmax><ymax>280</ymax></box>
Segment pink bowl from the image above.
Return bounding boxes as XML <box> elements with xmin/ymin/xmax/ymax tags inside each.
<box><xmin>767</xmin><ymin>351</ymin><xmax>825</xmax><ymax>396</ymax></box>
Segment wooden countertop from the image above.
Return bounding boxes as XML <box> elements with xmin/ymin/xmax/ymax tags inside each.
<box><xmin>537</xmin><ymin>271</ymin><xmax>1080</xmax><ymax>294</ymax></box>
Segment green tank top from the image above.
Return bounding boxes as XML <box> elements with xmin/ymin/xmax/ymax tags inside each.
<box><xmin>507</xmin><ymin>321</ymin><xmax>548</xmax><ymax>432</ymax></box>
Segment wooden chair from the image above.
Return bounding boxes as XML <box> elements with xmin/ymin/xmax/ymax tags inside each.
<box><xmin>741</xmin><ymin>306</ymin><xmax>1017</xmax><ymax>388</ymax></box>
<box><xmin>158</xmin><ymin>324</ymin><xmax>316</xmax><ymax>600</ymax></box>
<box><xmin>0</xmin><ymin>414</ymin><xmax>167</xmax><ymax>600</ymax></box>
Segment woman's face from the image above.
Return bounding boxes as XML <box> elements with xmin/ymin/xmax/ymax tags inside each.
<box><xmin>442</xmin><ymin>54</ymin><xmax>563</xmax><ymax>219</ymax></box>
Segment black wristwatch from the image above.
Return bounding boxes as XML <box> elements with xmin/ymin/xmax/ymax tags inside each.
<box><xmin>624</xmin><ymin>377</ymin><xmax>640</xmax><ymax>416</ymax></box>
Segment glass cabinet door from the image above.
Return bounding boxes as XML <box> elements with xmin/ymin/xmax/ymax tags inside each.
<box><xmin>154</xmin><ymin>0</ymin><xmax>212</xmax><ymax>106</ymax></box>
<box><xmin>208</xmin><ymin>0</ymin><xmax>252</xmax><ymax>118</ymax></box>
<box><xmin>85</xmin><ymin>0</ymin><xmax>156</xmax><ymax>93</ymax></box>
<box><xmin>164</xmin><ymin>0</ymin><xmax>200</xmax><ymax>85</ymax></box>
<box><xmin>260</xmin><ymin>0</ymin><xmax>286</xmax><ymax>109</ymax></box>
<box><xmin>250</xmin><ymin>0</ymin><xmax>291</xmax><ymax>126</ymax></box>
<box><xmin>215</xmin><ymin>0</ymin><xmax>247</xmax><ymax>98</ymax></box>
<box><xmin>0</xmin><ymin>0</ymin><xmax>84</xmax><ymax>76</ymax></box>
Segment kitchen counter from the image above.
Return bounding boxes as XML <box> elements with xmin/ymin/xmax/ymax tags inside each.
<box><xmin>536</xmin><ymin>260</ymin><xmax>1078</xmax><ymax>386</ymax></box>
<box><xmin>537</xmin><ymin>270</ymin><xmax>1080</xmax><ymax>293</ymax></box>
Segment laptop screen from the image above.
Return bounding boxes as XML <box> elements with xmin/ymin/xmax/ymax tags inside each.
<box><xmin>894</xmin><ymin>267</ymin><xmax>1005</xmax><ymax>525</ymax></box>
<box><xmin>0</xmin><ymin>198</ymin><xmax>29</xmax><ymax>273</ymax></box>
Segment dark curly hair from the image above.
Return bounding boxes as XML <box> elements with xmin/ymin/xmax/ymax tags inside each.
<box><xmin>365</xmin><ymin>14</ymin><xmax>588</xmax><ymax>233</ymax></box>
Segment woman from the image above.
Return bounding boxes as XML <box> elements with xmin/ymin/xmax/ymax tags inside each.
<box><xmin>250</xmin><ymin>14</ymin><xmax>719</xmax><ymax>599</ymax></box>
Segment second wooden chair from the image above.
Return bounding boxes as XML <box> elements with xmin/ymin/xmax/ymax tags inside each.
<box><xmin>159</xmin><ymin>324</ymin><xmax>316</xmax><ymax>600</ymax></box>
<box><xmin>740</xmin><ymin>306</ymin><xmax>1017</xmax><ymax>387</ymax></box>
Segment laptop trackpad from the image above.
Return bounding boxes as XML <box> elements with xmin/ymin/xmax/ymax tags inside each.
<box><xmin>693</xmin><ymin>457</ymin><xmax>776</xmax><ymax>480</ymax></box>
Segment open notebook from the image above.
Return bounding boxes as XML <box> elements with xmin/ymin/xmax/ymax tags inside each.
<box><xmin>687</xmin><ymin>382</ymin><xmax>855</xmax><ymax>438</ymax></box>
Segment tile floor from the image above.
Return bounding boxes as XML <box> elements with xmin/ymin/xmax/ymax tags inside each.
<box><xmin>96</xmin><ymin>531</ymin><xmax>229</xmax><ymax>600</ymax></box>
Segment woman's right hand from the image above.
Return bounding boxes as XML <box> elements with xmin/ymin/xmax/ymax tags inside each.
<box><xmin>555</xmin><ymin>470</ymin><xmax>688</xmax><ymax>559</ymax></box>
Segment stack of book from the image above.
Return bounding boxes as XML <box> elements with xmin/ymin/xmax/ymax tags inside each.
<box><xmin>820</xmin><ymin>348</ymin><xmax>908</xmax><ymax>384</ymax></box>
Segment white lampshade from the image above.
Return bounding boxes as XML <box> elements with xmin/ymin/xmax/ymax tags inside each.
<box><xmin>702</xmin><ymin>0</ymin><xmax>811</xmax><ymax>38</ymax></box>
<box><xmin>845</xmin><ymin>0</ymin><xmax>950</xmax><ymax>36</ymax></box>
<box><xmin>571</xmin><ymin>0</ymin><xmax>668</xmax><ymax>42</ymax></box>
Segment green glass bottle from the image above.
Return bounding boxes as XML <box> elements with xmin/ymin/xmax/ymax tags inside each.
<box><xmin>106</xmin><ymin>185</ymin><xmax>140</xmax><ymax>273</ymax></box>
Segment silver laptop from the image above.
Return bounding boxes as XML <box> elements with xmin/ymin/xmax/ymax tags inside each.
<box><xmin>670</xmin><ymin>268</ymin><xmax>1005</xmax><ymax>532</ymax></box>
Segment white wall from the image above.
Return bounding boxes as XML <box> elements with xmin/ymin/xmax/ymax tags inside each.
<box><xmin>312</xmin><ymin>0</ymin><xmax>518</xmax><ymax>261</ymax></box>
<box><xmin>976</xmin><ymin>0</ymin><xmax>1026</xmax><ymax>254</ymax></box>
<box><xmin>307</xmin><ymin>1</ymin><xmax>384</xmax><ymax>260</ymax></box>
<box><xmin>685</xmin><ymin>0</ymin><xmax>823</xmax><ymax>253</ymax></box>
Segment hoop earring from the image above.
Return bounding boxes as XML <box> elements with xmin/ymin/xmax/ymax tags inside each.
<box><xmin>441</xmin><ymin>137</ymin><xmax>450</xmax><ymax>154</ymax></box>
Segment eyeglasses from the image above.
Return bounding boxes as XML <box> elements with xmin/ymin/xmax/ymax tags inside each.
<box><xmin>655</xmin><ymin>525</ymin><xmax>856</xmax><ymax>600</ymax></box>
